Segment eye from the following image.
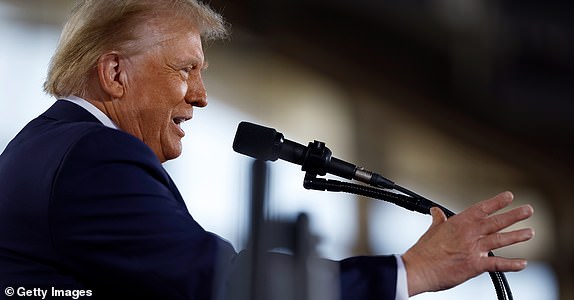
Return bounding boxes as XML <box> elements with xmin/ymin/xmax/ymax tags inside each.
<box><xmin>181</xmin><ymin>67</ymin><xmax>193</xmax><ymax>74</ymax></box>
<box><xmin>182</xmin><ymin>63</ymin><xmax>200</xmax><ymax>74</ymax></box>
<box><xmin>179</xmin><ymin>66</ymin><xmax>195</xmax><ymax>79</ymax></box>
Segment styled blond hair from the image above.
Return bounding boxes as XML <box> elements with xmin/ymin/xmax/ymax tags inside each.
<box><xmin>44</xmin><ymin>0</ymin><xmax>227</xmax><ymax>97</ymax></box>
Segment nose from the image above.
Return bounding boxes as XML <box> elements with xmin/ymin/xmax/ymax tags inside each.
<box><xmin>185</xmin><ymin>74</ymin><xmax>208</xmax><ymax>108</ymax></box>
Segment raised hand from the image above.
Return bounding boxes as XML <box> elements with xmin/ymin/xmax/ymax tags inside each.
<box><xmin>401</xmin><ymin>191</ymin><xmax>535</xmax><ymax>296</ymax></box>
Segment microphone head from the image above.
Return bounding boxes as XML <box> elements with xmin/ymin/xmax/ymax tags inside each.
<box><xmin>233</xmin><ymin>121</ymin><xmax>282</xmax><ymax>161</ymax></box>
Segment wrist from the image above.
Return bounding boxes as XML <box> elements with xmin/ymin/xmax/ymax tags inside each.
<box><xmin>401</xmin><ymin>251</ymin><xmax>436</xmax><ymax>296</ymax></box>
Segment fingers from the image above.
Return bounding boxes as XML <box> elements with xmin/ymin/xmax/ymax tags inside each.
<box><xmin>471</xmin><ymin>193</ymin><xmax>534</xmax><ymax>251</ymax></box>
<box><xmin>480</xmin><ymin>204</ymin><xmax>534</xmax><ymax>235</ymax></box>
<box><xmin>430</xmin><ymin>207</ymin><xmax>448</xmax><ymax>227</ymax></box>
<box><xmin>466</xmin><ymin>191</ymin><xmax>514</xmax><ymax>220</ymax></box>
<box><xmin>479</xmin><ymin>227</ymin><xmax>535</xmax><ymax>251</ymax></box>
<box><xmin>481</xmin><ymin>256</ymin><xmax>528</xmax><ymax>273</ymax></box>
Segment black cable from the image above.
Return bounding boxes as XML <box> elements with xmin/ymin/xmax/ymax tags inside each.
<box><xmin>501</xmin><ymin>267</ymin><xmax>514</xmax><ymax>300</ymax></box>
<box><xmin>303</xmin><ymin>175</ymin><xmax>512</xmax><ymax>300</ymax></box>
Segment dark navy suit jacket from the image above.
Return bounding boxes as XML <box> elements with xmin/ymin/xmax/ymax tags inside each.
<box><xmin>0</xmin><ymin>100</ymin><xmax>398</xmax><ymax>299</ymax></box>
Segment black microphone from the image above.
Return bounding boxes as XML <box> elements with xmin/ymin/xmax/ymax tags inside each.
<box><xmin>232</xmin><ymin>121</ymin><xmax>396</xmax><ymax>189</ymax></box>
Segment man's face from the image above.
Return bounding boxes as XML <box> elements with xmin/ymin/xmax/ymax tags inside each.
<box><xmin>105</xmin><ymin>19</ymin><xmax>208</xmax><ymax>162</ymax></box>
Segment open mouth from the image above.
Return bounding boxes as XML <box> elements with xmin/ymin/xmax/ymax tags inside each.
<box><xmin>172</xmin><ymin>117</ymin><xmax>190</xmax><ymax>127</ymax></box>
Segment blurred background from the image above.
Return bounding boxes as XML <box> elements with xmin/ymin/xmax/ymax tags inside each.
<box><xmin>0</xmin><ymin>0</ymin><xmax>571</xmax><ymax>299</ymax></box>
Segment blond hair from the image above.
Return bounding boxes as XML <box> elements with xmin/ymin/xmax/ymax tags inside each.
<box><xmin>44</xmin><ymin>0</ymin><xmax>228</xmax><ymax>97</ymax></box>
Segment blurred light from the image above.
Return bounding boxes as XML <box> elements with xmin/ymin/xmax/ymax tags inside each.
<box><xmin>0</xmin><ymin>11</ymin><xmax>57</xmax><ymax>149</ymax></box>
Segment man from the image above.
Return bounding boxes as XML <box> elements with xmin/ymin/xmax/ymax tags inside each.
<box><xmin>0</xmin><ymin>0</ymin><xmax>534</xmax><ymax>299</ymax></box>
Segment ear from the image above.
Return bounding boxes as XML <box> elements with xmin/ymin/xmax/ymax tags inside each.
<box><xmin>96</xmin><ymin>52</ymin><xmax>125</xmax><ymax>98</ymax></box>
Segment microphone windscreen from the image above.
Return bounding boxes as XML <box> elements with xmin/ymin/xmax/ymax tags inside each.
<box><xmin>233</xmin><ymin>122</ymin><xmax>281</xmax><ymax>161</ymax></box>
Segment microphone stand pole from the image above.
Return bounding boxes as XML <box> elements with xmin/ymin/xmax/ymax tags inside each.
<box><xmin>240</xmin><ymin>160</ymin><xmax>330</xmax><ymax>300</ymax></box>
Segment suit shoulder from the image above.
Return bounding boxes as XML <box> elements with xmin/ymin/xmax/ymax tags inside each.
<box><xmin>53</xmin><ymin>126</ymin><xmax>168</xmax><ymax>192</ymax></box>
<box><xmin>66</xmin><ymin>126</ymin><xmax>160</xmax><ymax>166</ymax></box>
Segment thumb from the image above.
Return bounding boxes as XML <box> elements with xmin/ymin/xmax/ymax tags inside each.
<box><xmin>429</xmin><ymin>207</ymin><xmax>448</xmax><ymax>228</ymax></box>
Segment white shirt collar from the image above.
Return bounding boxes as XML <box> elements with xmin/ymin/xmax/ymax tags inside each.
<box><xmin>60</xmin><ymin>95</ymin><xmax>119</xmax><ymax>130</ymax></box>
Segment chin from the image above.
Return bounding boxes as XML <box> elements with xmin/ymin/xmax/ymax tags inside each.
<box><xmin>162</xmin><ymin>144</ymin><xmax>183</xmax><ymax>162</ymax></box>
